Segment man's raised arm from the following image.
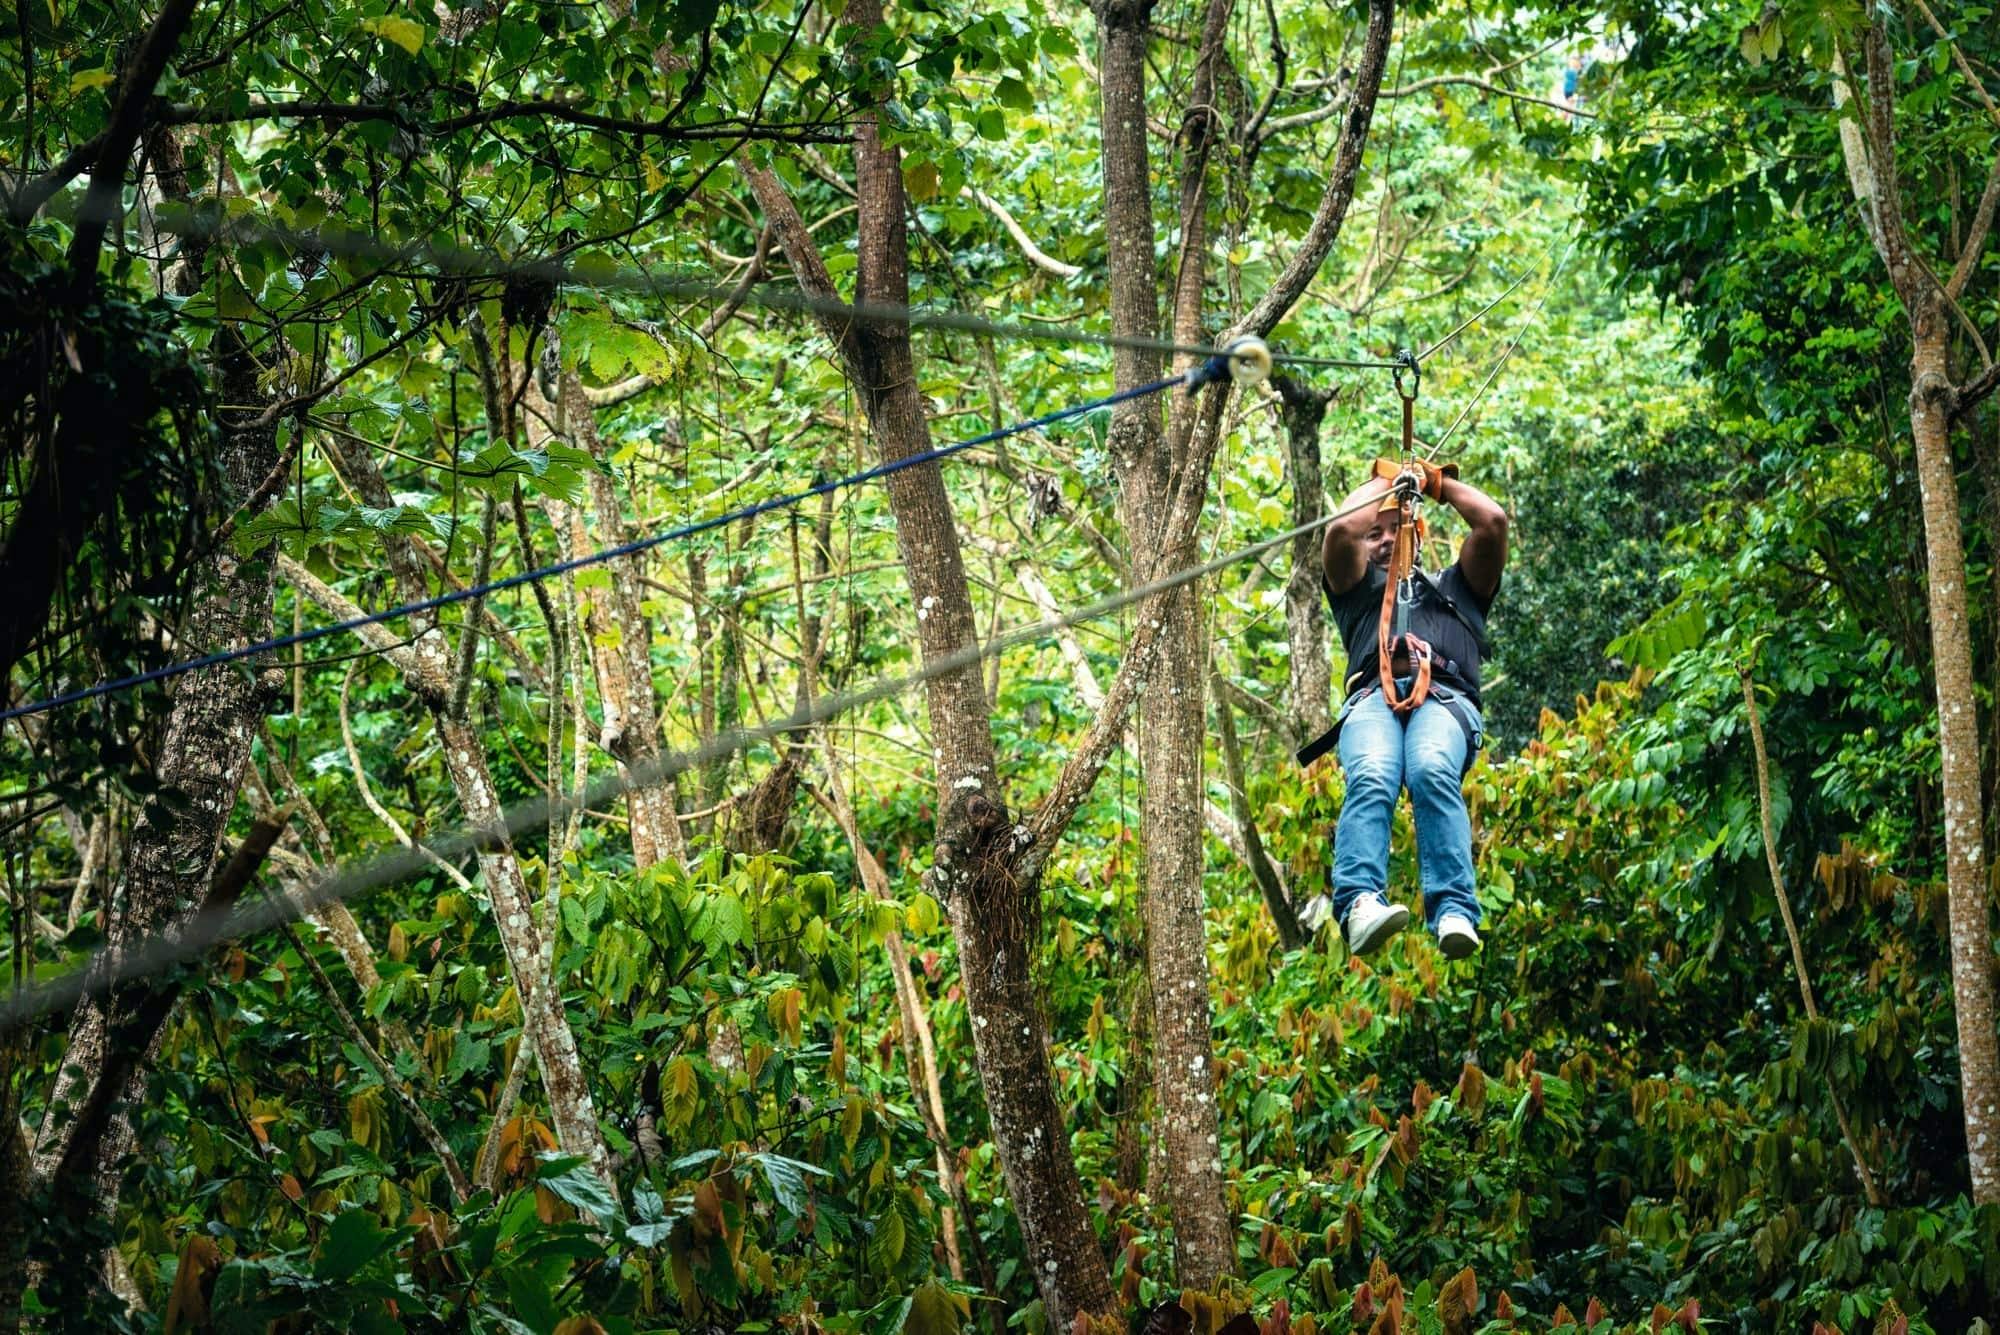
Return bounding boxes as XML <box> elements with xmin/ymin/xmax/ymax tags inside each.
<box><xmin>1323</xmin><ymin>475</ymin><xmax>1394</xmax><ymax>596</ymax></box>
<box><xmin>1442</xmin><ymin>474</ymin><xmax>1508</xmax><ymax>604</ymax></box>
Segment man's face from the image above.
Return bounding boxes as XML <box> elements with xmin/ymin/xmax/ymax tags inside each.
<box><xmin>1365</xmin><ymin>508</ymin><xmax>1400</xmax><ymax>569</ymax></box>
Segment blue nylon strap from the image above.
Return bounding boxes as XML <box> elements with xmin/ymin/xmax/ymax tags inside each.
<box><xmin>0</xmin><ymin>371</ymin><xmax>1190</xmax><ymax>723</ymax></box>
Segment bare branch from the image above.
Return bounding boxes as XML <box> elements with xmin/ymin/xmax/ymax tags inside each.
<box><xmin>965</xmin><ymin>187</ymin><xmax>1082</xmax><ymax>279</ymax></box>
<box><xmin>1383</xmin><ymin>75</ymin><xmax>1592</xmax><ymax>119</ymax></box>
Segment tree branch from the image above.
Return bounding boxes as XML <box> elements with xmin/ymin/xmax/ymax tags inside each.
<box><xmin>39</xmin><ymin>0</ymin><xmax>199</xmax><ymax>251</ymax></box>
<box><xmin>1239</xmin><ymin>0</ymin><xmax>1396</xmax><ymax>339</ymax></box>
<box><xmin>1383</xmin><ymin>74</ymin><xmax>1592</xmax><ymax>119</ymax></box>
<box><xmin>964</xmin><ymin>187</ymin><xmax>1082</xmax><ymax>279</ymax></box>
<box><xmin>1954</xmin><ymin>361</ymin><xmax>2000</xmax><ymax>420</ymax></box>
<box><xmin>1740</xmin><ymin>669</ymin><xmax>1887</xmax><ymax>1207</ymax></box>
<box><xmin>276</xmin><ymin>554</ymin><xmax>431</xmax><ymax>683</ymax></box>
<box><xmin>276</xmin><ymin>914</ymin><xmax>472</xmax><ymax>1202</ymax></box>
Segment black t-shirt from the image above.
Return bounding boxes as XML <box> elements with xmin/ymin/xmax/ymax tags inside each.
<box><xmin>1326</xmin><ymin>561</ymin><xmax>1495</xmax><ymax>708</ymax></box>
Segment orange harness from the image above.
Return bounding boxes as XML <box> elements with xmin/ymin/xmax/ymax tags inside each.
<box><xmin>1378</xmin><ymin>352</ymin><xmax>1430</xmax><ymax>715</ymax></box>
<box><xmin>1377</xmin><ymin>499</ymin><xmax>1432</xmax><ymax>714</ymax></box>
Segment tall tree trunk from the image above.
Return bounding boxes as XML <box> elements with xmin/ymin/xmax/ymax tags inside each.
<box><xmin>1272</xmin><ymin>374</ymin><xmax>1336</xmax><ymax>745</ymax></box>
<box><xmin>741</xmin><ymin>7</ymin><xmax>1120</xmax><ymax>1317</ymax></box>
<box><xmin>1096</xmin><ymin>0</ymin><xmax>1238</xmax><ymax>1285</ymax></box>
<box><xmin>1909</xmin><ymin>315</ymin><xmax>2000</xmax><ymax>1200</ymax></box>
<box><xmin>27</xmin><ymin>336</ymin><xmax>282</xmax><ymax>1305</ymax></box>
<box><xmin>1840</xmin><ymin>24</ymin><xmax>2000</xmax><ymax>1203</ymax></box>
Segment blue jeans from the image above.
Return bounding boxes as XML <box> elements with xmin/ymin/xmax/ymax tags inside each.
<box><xmin>1332</xmin><ymin>685</ymin><xmax>1482</xmax><ymax>933</ymax></box>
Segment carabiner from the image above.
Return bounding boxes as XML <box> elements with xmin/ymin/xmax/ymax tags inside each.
<box><xmin>1391</xmin><ymin>347</ymin><xmax>1420</xmax><ymax>404</ymax></box>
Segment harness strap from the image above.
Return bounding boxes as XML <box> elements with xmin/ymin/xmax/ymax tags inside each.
<box><xmin>1293</xmin><ymin>684</ymin><xmax>1483</xmax><ymax>773</ymax></box>
<box><xmin>1377</xmin><ymin>494</ymin><xmax>1432</xmax><ymax>715</ymax></box>
<box><xmin>1379</xmin><ymin>348</ymin><xmax>1432</xmax><ymax>717</ymax></box>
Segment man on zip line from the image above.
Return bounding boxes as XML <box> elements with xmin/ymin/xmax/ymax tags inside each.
<box><xmin>1297</xmin><ymin>458</ymin><xmax>1508</xmax><ymax>959</ymax></box>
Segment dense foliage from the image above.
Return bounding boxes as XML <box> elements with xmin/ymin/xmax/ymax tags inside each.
<box><xmin>4</xmin><ymin>0</ymin><xmax>1998</xmax><ymax>1331</ymax></box>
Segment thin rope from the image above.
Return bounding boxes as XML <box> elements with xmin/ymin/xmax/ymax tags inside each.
<box><xmin>1</xmin><ymin>370</ymin><xmax>1195</xmax><ymax>724</ymax></box>
<box><xmin>0</xmin><ymin>487</ymin><xmax>1389</xmax><ymax>1028</ymax></box>
<box><xmin>1279</xmin><ymin>245</ymin><xmax>1548</xmax><ymax>370</ymax></box>
<box><xmin>1432</xmin><ymin>232</ymin><xmax>1581</xmax><ymax>450</ymax></box>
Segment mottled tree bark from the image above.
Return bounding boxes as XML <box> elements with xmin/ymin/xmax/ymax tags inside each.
<box><xmin>1096</xmin><ymin>0</ymin><xmax>1395</xmax><ymax>1285</ymax></box>
<box><xmin>298</xmin><ymin>440</ymin><xmax>616</xmax><ymax>1200</ymax></box>
<box><xmin>1095</xmin><ymin>0</ymin><xmax>1237</xmax><ymax>1286</ymax></box>
<box><xmin>27</xmin><ymin>337</ymin><xmax>282</xmax><ymax>1307</ymax></box>
<box><xmin>1838</xmin><ymin>22</ymin><xmax>2000</xmax><ymax>1204</ymax></box>
<box><xmin>539</xmin><ymin>371</ymin><xmax>683</xmax><ymax>871</ymax></box>
<box><xmin>742</xmin><ymin>7</ymin><xmax>1119</xmax><ymax>1316</ymax></box>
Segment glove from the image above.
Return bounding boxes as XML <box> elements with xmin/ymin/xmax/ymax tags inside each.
<box><xmin>1373</xmin><ymin>455</ymin><xmax>1458</xmax><ymax>501</ymax></box>
<box><xmin>1416</xmin><ymin>458</ymin><xmax>1459</xmax><ymax>501</ymax></box>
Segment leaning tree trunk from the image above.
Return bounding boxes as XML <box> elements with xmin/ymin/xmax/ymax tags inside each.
<box><xmin>301</xmin><ymin>438</ymin><xmax>617</xmax><ymax>1199</ymax></box>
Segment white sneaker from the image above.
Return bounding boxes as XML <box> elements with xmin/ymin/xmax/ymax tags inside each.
<box><xmin>1343</xmin><ymin>892</ymin><xmax>1410</xmax><ymax>956</ymax></box>
<box><xmin>1436</xmin><ymin>913</ymin><xmax>1481</xmax><ymax>959</ymax></box>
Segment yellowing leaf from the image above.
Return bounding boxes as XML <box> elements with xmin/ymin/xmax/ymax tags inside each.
<box><xmin>904</xmin><ymin>891</ymin><xmax>942</xmax><ymax>936</ymax></box>
<box><xmin>360</xmin><ymin>15</ymin><xmax>426</xmax><ymax>53</ymax></box>
<box><xmin>70</xmin><ymin>67</ymin><xmax>116</xmax><ymax>93</ymax></box>
<box><xmin>904</xmin><ymin>160</ymin><xmax>940</xmax><ymax>203</ymax></box>
<box><xmin>643</xmin><ymin>154</ymin><xmax>666</xmax><ymax>193</ymax></box>
<box><xmin>664</xmin><ymin>1054</ymin><xmax>699</xmax><ymax>1132</ymax></box>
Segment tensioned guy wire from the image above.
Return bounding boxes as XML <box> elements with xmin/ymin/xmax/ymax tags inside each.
<box><xmin>0</xmin><ymin>485</ymin><xmax>1393</xmax><ymax>1030</ymax></box>
<box><xmin>0</xmin><ymin>364</ymin><xmax>1235</xmax><ymax>723</ymax></box>
<box><xmin>1431</xmin><ymin>233</ymin><xmax>1582</xmax><ymax>450</ymax></box>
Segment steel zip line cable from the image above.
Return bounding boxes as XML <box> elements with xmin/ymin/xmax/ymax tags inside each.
<box><xmin>0</xmin><ymin>486</ymin><xmax>1393</xmax><ymax>1030</ymax></box>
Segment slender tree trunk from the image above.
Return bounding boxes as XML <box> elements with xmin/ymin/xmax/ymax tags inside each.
<box><xmin>547</xmin><ymin>371</ymin><xmax>684</xmax><ymax>869</ymax></box>
<box><xmin>1096</xmin><ymin>0</ymin><xmax>1237</xmax><ymax>1285</ymax></box>
<box><xmin>1214</xmin><ymin>665</ymin><xmax>1304</xmax><ymax>949</ymax></box>
<box><xmin>1840</xmin><ymin>25</ymin><xmax>2000</xmax><ymax>1202</ymax></box>
<box><xmin>1909</xmin><ymin>319</ymin><xmax>2000</xmax><ymax>1200</ymax></box>
<box><xmin>304</xmin><ymin>439</ymin><xmax>617</xmax><ymax>1201</ymax></box>
<box><xmin>1272</xmin><ymin>374</ymin><xmax>1336</xmax><ymax>745</ymax></box>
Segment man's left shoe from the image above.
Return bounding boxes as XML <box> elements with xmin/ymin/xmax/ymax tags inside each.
<box><xmin>1436</xmin><ymin>913</ymin><xmax>1481</xmax><ymax>959</ymax></box>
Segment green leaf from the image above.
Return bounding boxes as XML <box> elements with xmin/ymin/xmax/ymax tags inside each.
<box><xmin>904</xmin><ymin>891</ymin><xmax>942</xmax><ymax>936</ymax></box>
<box><xmin>752</xmin><ymin>1151</ymin><xmax>829</xmax><ymax>1218</ymax></box>
<box><xmin>535</xmin><ymin>1154</ymin><xmax>620</xmax><ymax>1221</ymax></box>
<box><xmin>903</xmin><ymin>1279</ymin><xmax>966</xmax><ymax>1335</ymax></box>
<box><xmin>868</xmin><ymin>1200</ymin><xmax>905</xmax><ymax>1272</ymax></box>
<box><xmin>314</xmin><ymin>1207</ymin><xmax>396</xmax><ymax>1281</ymax></box>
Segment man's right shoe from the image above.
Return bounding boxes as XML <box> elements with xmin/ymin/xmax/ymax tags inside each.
<box><xmin>1343</xmin><ymin>892</ymin><xmax>1410</xmax><ymax>956</ymax></box>
<box><xmin>1436</xmin><ymin>912</ymin><xmax>1481</xmax><ymax>960</ymax></box>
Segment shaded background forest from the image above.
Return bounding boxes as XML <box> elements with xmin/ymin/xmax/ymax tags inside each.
<box><xmin>3</xmin><ymin>0</ymin><xmax>2000</xmax><ymax>1330</ymax></box>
